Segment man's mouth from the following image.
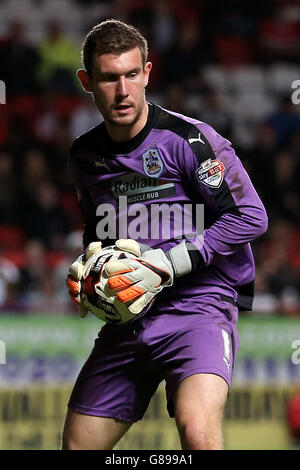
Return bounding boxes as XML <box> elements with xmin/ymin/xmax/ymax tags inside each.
<box><xmin>115</xmin><ymin>104</ymin><xmax>132</xmax><ymax>111</ymax></box>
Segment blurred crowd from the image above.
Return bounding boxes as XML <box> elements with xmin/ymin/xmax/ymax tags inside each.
<box><xmin>0</xmin><ymin>0</ymin><xmax>300</xmax><ymax>315</ymax></box>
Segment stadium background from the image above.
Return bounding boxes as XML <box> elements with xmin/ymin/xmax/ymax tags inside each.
<box><xmin>0</xmin><ymin>0</ymin><xmax>300</xmax><ymax>450</ymax></box>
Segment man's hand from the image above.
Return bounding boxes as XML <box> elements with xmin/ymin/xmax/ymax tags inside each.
<box><xmin>66</xmin><ymin>239</ymin><xmax>150</xmax><ymax>323</ymax></box>
<box><xmin>66</xmin><ymin>241</ymin><xmax>104</xmax><ymax>317</ymax></box>
<box><xmin>66</xmin><ymin>238</ymin><xmax>193</xmax><ymax>322</ymax></box>
<box><xmin>105</xmin><ymin>239</ymin><xmax>193</xmax><ymax>314</ymax></box>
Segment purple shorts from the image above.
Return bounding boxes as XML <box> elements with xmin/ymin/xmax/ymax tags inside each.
<box><xmin>68</xmin><ymin>294</ymin><xmax>239</xmax><ymax>421</ymax></box>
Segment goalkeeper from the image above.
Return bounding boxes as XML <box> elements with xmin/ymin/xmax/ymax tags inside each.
<box><xmin>62</xmin><ymin>20</ymin><xmax>268</xmax><ymax>450</ymax></box>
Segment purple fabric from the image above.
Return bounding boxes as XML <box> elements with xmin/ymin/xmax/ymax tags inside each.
<box><xmin>68</xmin><ymin>295</ymin><xmax>239</xmax><ymax>421</ymax></box>
<box><xmin>67</xmin><ymin>103</ymin><xmax>267</xmax><ymax>420</ymax></box>
<box><xmin>68</xmin><ymin>103</ymin><xmax>267</xmax><ymax>311</ymax></box>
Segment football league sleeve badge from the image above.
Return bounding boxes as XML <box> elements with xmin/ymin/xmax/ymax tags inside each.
<box><xmin>142</xmin><ymin>148</ymin><xmax>164</xmax><ymax>178</ymax></box>
<box><xmin>196</xmin><ymin>158</ymin><xmax>225</xmax><ymax>189</ymax></box>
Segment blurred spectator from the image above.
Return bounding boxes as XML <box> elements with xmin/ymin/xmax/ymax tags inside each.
<box><xmin>18</xmin><ymin>239</ymin><xmax>49</xmax><ymax>308</ymax></box>
<box><xmin>289</xmin><ymin>130</ymin><xmax>300</xmax><ymax>163</ymax></box>
<box><xmin>0</xmin><ymin>255</ymin><xmax>20</xmax><ymax>310</ymax></box>
<box><xmin>162</xmin><ymin>22</ymin><xmax>203</xmax><ymax>88</ymax></box>
<box><xmin>265</xmin><ymin>95</ymin><xmax>300</xmax><ymax>148</ymax></box>
<box><xmin>243</xmin><ymin>123</ymin><xmax>277</xmax><ymax>195</ymax></box>
<box><xmin>33</xmin><ymin>91</ymin><xmax>61</xmax><ymax>144</ymax></box>
<box><xmin>258</xmin><ymin>221</ymin><xmax>300</xmax><ymax>315</ymax></box>
<box><xmin>197</xmin><ymin>86</ymin><xmax>231</xmax><ymax>136</ymax></box>
<box><xmin>252</xmin><ymin>268</ymin><xmax>278</xmax><ymax>315</ymax></box>
<box><xmin>258</xmin><ymin>5</ymin><xmax>300</xmax><ymax>63</ymax></box>
<box><xmin>0</xmin><ymin>108</ymin><xmax>9</xmax><ymax>147</ymax></box>
<box><xmin>161</xmin><ymin>83</ymin><xmax>190</xmax><ymax>116</ymax></box>
<box><xmin>0</xmin><ymin>1</ymin><xmax>299</xmax><ymax>316</ymax></box>
<box><xmin>2</xmin><ymin>115</ymin><xmax>36</xmax><ymax>155</ymax></box>
<box><xmin>171</xmin><ymin>0</ymin><xmax>203</xmax><ymax>25</ymax></box>
<box><xmin>109</xmin><ymin>0</ymin><xmax>131</xmax><ymax>23</ymax></box>
<box><xmin>127</xmin><ymin>1</ymin><xmax>153</xmax><ymax>31</ymax></box>
<box><xmin>17</xmin><ymin>238</ymin><xmax>67</xmax><ymax>313</ymax></box>
<box><xmin>17</xmin><ymin>148</ymin><xmax>51</xmax><ymax>202</ymax></box>
<box><xmin>19</xmin><ymin>181</ymin><xmax>72</xmax><ymax>250</ymax></box>
<box><xmin>212</xmin><ymin>8</ymin><xmax>256</xmax><ymax>37</ymax></box>
<box><xmin>279</xmin><ymin>286</ymin><xmax>300</xmax><ymax>317</ymax></box>
<box><xmin>267</xmin><ymin>150</ymin><xmax>300</xmax><ymax>224</ymax></box>
<box><xmin>70</xmin><ymin>94</ymin><xmax>102</xmax><ymax>140</ymax></box>
<box><xmin>212</xmin><ymin>9</ymin><xmax>257</xmax><ymax>66</ymax></box>
<box><xmin>37</xmin><ymin>22</ymin><xmax>80</xmax><ymax>93</ymax></box>
<box><xmin>27</xmin><ymin>269</ymin><xmax>67</xmax><ymax>313</ymax></box>
<box><xmin>44</xmin><ymin>118</ymin><xmax>77</xmax><ymax>191</ymax></box>
<box><xmin>0</xmin><ymin>151</ymin><xmax>18</xmax><ymax>223</ymax></box>
<box><xmin>152</xmin><ymin>0</ymin><xmax>177</xmax><ymax>52</ymax></box>
<box><xmin>0</xmin><ymin>20</ymin><xmax>40</xmax><ymax>95</ymax></box>
<box><xmin>53</xmin><ymin>230</ymin><xmax>83</xmax><ymax>311</ymax></box>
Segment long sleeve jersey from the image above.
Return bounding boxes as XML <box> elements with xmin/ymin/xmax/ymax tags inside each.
<box><xmin>68</xmin><ymin>102</ymin><xmax>268</xmax><ymax>316</ymax></box>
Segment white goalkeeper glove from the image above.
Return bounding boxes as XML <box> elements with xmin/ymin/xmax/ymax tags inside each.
<box><xmin>105</xmin><ymin>239</ymin><xmax>193</xmax><ymax>315</ymax></box>
<box><xmin>66</xmin><ymin>239</ymin><xmax>156</xmax><ymax>323</ymax></box>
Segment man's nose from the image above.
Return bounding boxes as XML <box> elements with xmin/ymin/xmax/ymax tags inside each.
<box><xmin>116</xmin><ymin>76</ymin><xmax>128</xmax><ymax>97</ymax></box>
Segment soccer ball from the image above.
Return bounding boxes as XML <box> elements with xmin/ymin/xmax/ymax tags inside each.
<box><xmin>80</xmin><ymin>245</ymin><xmax>147</xmax><ymax>324</ymax></box>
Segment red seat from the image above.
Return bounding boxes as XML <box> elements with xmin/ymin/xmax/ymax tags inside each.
<box><xmin>2</xmin><ymin>249</ymin><xmax>26</xmax><ymax>268</ymax></box>
<box><xmin>9</xmin><ymin>95</ymin><xmax>39</xmax><ymax>119</ymax></box>
<box><xmin>53</xmin><ymin>95</ymin><xmax>81</xmax><ymax>118</ymax></box>
<box><xmin>215</xmin><ymin>35</ymin><xmax>253</xmax><ymax>66</ymax></box>
<box><xmin>59</xmin><ymin>192</ymin><xmax>82</xmax><ymax>228</ymax></box>
<box><xmin>0</xmin><ymin>225</ymin><xmax>25</xmax><ymax>250</ymax></box>
<box><xmin>0</xmin><ymin>114</ymin><xmax>8</xmax><ymax>145</ymax></box>
<box><xmin>47</xmin><ymin>251</ymin><xmax>66</xmax><ymax>267</ymax></box>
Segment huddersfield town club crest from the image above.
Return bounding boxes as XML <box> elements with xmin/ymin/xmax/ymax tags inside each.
<box><xmin>196</xmin><ymin>158</ymin><xmax>225</xmax><ymax>188</ymax></box>
<box><xmin>142</xmin><ymin>148</ymin><xmax>164</xmax><ymax>177</ymax></box>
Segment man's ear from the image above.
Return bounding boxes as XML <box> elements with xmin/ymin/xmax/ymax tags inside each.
<box><xmin>143</xmin><ymin>61</ymin><xmax>152</xmax><ymax>88</ymax></box>
<box><xmin>77</xmin><ymin>69</ymin><xmax>92</xmax><ymax>92</ymax></box>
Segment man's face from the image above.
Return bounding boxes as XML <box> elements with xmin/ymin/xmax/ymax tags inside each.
<box><xmin>78</xmin><ymin>47</ymin><xmax>152</xmax><ymax>131</ymax></box>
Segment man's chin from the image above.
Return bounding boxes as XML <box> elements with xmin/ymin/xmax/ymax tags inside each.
<box><xmin>110</xmin><ymin>117</ymin><xmax>136</xmax><ymax>127</ymax></box>
<box><xmin>107</xmin><ymin>112</ymin><xmax>140</xmax><ymax>127</ymax></box>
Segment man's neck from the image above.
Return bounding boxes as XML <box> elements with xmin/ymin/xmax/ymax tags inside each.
<box><xmin>105</xmin><ymin>102</ymin><xmax>149</xmax><ymax>143</ymax></box>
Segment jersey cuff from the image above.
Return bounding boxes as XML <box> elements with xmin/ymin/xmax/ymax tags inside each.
<box><xmin>185</xmin><ymin>241</ymin><xmax>205</xmax><ymax>271</ymax></box>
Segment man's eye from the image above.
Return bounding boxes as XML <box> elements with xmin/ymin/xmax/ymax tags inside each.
<box><xmin>99</xmin><ymin>75</ymin><xmax>117</xmax><ymax>82</ymax></box>
<box><xmin>107</xmin><ymin>75</ymin><xmax>118</xmax><ymax>82</ymax></box>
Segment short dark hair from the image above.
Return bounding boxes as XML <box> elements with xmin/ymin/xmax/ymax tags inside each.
<box><xmin>82</xmin><ymin>19</ymin><xmax>148</xmax><ymax>76</ymax></box>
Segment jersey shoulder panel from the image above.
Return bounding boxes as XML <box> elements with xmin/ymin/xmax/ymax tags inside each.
<box><xmin>155</xmin><ymin>107</ymin><xmax>243</xmax><ymax>216</ymax></box>
<box><xmin>154</xmin><ymin>106</ymin><xmax>216</xmax><ymax>165</ymax></box>
<box><xmin>69</xmin><ymin>122</ymin><xmax>106</xmax><ymax>161</ymax></box>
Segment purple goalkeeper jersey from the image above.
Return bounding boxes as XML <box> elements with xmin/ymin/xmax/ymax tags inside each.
<box><xmin>68</xmin><ymin>102</ymin><xmax>268</xmax><ymax>315</ymax></box>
